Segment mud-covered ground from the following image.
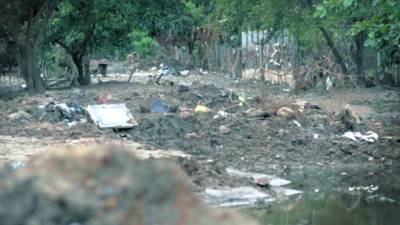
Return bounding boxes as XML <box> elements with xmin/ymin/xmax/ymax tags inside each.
<box><xmin>0</xmin><ymin>73</ymin><xmax>399</xmax><ymax>201</ymax></box>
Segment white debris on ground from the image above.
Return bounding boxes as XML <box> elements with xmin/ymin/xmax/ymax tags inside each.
<box><xmin>342</xmin><ymin>131</ymin><xmax>379</xmax><ymax>143</ymax></box>
<box><xmin>203</xmin><ymin>168</ymin><xmax>302</xmax><ymax>208</ymax></box>
<box><xmin>226</xmin><ymin>168</ymin><xmax>291</xmax><ymax>186</ymax></box>
<box><xmin>204</xmin><ymin>187</ymin><xmax>273</xmax><ymax>208</ymax></box>
<box><xmin>87</xmin><ymin>104</ymin><xmax>138</xmax><ymax>129</ymax></box>
<box><xmin>348</xmin><ymin>185</ymin><xmax>379</xmax><ymax>193</ymax></box>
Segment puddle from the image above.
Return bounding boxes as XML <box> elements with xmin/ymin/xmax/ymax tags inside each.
<box><xmin>247</xmin><ymin>193</ymin><xmax>400</xmax><ymax>225</ymax></box>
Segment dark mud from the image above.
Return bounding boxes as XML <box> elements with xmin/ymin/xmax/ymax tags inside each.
<box><xmin>0</xmin><ymin>79</ymin><xmax>399</xmax><ymax>201</ymax></box>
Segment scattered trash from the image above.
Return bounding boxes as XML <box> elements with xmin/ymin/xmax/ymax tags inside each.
<box><xmin>348</xmin><ymin>185</ymin><xmax>379</xmax><ymax>193</ymax></box>
<box><xmin>304</xmin><ymin>103</ymin><xmax>322</xmax><ymax>110</ymax></box>
<box><xmin>245</xmin><ymin>108</ymin><xmax>271</xmax><ymax>120</ymax></box>
<box><xmin>43</xmin><ymin>101</ymin><xmax>86</xmax><ymax>124</ymax></box>
<box><xmin>226</xmin><ymin>168</ymin><xmax>291</xmax><ymax>187</ymax></box>
<box><xmin>160</xmin><ymin>65</ymin><xmax>177</xmax><ymax>76</ymax></box>
<box><xmin>326</xmin><ymin>76</ymin><xmax>333</xmax><ymax>91</ymax></box>
<box><xmin>87</xmin><ymin>104</ymin><xmax>138</xmax><ymax>129</ymax></box>
<box><xmin>293</xmin><ymin>120</ymin><xmax>302</xmax><ymax>128</ymax></box>
<box><xmin>195</xmin><ymin>103</ymin><xmax>211</xmax><ymax>113</ymax></box>
<box><xmin>272</xmin><ymin>186</ymin><xmax>303</xmax><ymax>197</ymax></box>
<box><xmin>204</xmin><ymin>186</ymin><xmax>273</xmax><ymax>207</ymax></box>
<box><xmin>184</xmin><ymin>132</ymin><xmax>198</xmax><ymax>139</ymax></box>
<box><xmin>67</xmin><ymin>121</ymin><xmax>78</xmax><ymax>127</ymax></box>
<box><xmin>342</xmin><ymin>131</ymin><xmax>379</xmax><ymax>143</ymax></box>
<box><xmin>313</xmin><ymin>134</ymin><xmax>320</xmax><ymax>139</ymax></box>
<box><xmin>213</xmin><ymin>109</ymin><xmax>229</xmax><ymax>119</ymax></box>
<box><xmin>237</xmin><ymin>92</ymin><xmax>253</xmax><ymax>107</ymax></box>
<box><xmin>276</xmin><ymin>107</ymin><xmax>297</xmax><ymax>118</ymax></box>
<box><xmin>149</xmin><ymin>99</ymin><xmax>170</xmax><ymax>113</ymax></box>
<box><xmin>179</xmin><ymin>70</ymin><xmax>190</xmax><ymax>76</ymax></box>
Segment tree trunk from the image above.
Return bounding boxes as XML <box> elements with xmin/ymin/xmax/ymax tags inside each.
<box><xmin>234</xmin><ymin>49</ymin><xmax>243</xmax><ymax>78</ymax></box>
<box><xmin>72</xmin><ymin>55</ymin><xmax>91</xmax><ymax>86</ymax></box>
<box><xmin>352</xmin><ymin>31</ymin><xmax>365</xmax><ymax>75</ymax></box>
<box><xmin>319</xmin><ymin>27</ymin><xmax>349</xmax><ymax>74</ymax></box>
<box><xmin>23</xmin><ymin>11</ymin><xmax>46</xmax><ymax>94</ymax></box>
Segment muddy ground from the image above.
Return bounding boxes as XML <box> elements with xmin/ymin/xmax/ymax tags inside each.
<box><xmin>0</xmin><ymin>73</ymin><xmax>399</xmax><ymax>201</ymax></box>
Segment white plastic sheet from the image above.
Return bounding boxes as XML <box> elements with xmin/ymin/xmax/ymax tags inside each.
<box><xmin>87</xmin><ymin>104</ymin><xmax>138</xmax><ymax>129</ymax></box>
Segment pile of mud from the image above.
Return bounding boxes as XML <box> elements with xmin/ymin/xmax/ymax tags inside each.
<box><xmin>0</xmin><ymin>146</ymin><xmax>257</xmax><ymax>225</ymax></box>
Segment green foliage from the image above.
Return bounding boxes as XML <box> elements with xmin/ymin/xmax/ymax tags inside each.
<box><xmin>359</xmin><ymin>0</ymin><xmax>400</xmax><ymax>66</ymax></box>
<box><xmin>315</xmin><ymin>0</ymin><xmax>400</xmax><ymax>66</ymax></box>
<box><xmin>47</xmin><ymin>0</ymin><xmax>137</xmax><ymax>59</ymax></box>
<box><xmin>193</xmin><ymin>41</ymin><xmax>206</xmax><ymax>67</ymax></box>
<box><xmin>38</xmin><ymin>45</ymin><xmax>73</xmax><ymax>79</ymax></box>
<box><xmin>129</xmin><ymin>30</ymin><xmax>159</xmax><ymax>57</ymax></box>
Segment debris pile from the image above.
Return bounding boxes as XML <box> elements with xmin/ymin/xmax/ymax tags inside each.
<box><xmin>41</xmin><ymin>101</ymin><xmax>86</xmax><ymax>125</ymax></box>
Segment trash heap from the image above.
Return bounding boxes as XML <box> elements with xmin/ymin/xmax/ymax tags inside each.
<box><xmin>41</xmin><ymin>101</ymin><xmax>87</xmax><ymax>126</ymax></box>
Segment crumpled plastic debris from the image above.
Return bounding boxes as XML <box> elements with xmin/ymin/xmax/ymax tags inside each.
<box><xmin>326</xmin><ymin>76</ymin><xmax>333</xmax><ymax>91</ymax></box>
<box><xmin>342</xmin><ymin>131</ymin><xmax>379</xmax><ymax>143</ymax></box>
<box><xmin>43</xmin><ymin>101</ymin><xmax>86</xmax><ymax>124</ymax></box>
<box><xmin>204</xmin><ymin>187</ymin><xmax>272</xmax><ymax>207</ymax></box>
<box><xmin>150</xmin><ymin>99</ymin><xmax>170</xmax><ymax>113</ymax></box>
<box><xmin>348</xmin><ymin>185</ymin><xmax>379</xmax><ymax>193</ymax></box>
<box><xmin>195</xmin><ymin>104</ymin><xmax>211</xmax><ymax>113</ymax></box>
<box><xmin>213</xmin><ymin>109</ymin><xmax>229</xmax><ymax>119</ymax></box>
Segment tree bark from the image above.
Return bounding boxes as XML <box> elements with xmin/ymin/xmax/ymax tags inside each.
<box><xmin>23</xmin><ymin>10</ymin><xmax>46</xmax><ymax>94</ymax></box>
<box><xmin>319</xmin><ymin>27</ymin><xmax>349</xmax><ymax>74</ymax></box>
<box><xmin>72</xmin><ymin>55</ymin><xmax>91</xmax><ymax>86</ymax></box>
<box><xmin>304</xmin><ymin>0</ymin><xmax>349</xmax><ymax>74</ymax></box>
<box><xmin>352</xmin><ymin>31</ymin><xmax>365</xmax><ymax>75</ymax></box>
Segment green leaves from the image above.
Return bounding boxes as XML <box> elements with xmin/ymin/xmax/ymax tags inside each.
<box><xmin>313</xmin><ymin>5</ymin><xmax>327</xmax><ymax>19</ymax></box>
<box><xmin>343</xmin><ymin>0</ymin><xmax>353</xmax><ymax>8</ymax></box>
<box><xmin>129</xmin><ymin>30</ymin><xmax>158</xmax><ymax>57</ymax></box>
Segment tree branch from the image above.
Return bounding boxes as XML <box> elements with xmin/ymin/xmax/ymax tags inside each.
<box><xmin>55</xmin><ymin>40</ymin><xmax>74</xmax><ymax>56</ymax></box>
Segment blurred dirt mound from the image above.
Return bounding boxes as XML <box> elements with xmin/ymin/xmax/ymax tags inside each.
<box><xmin>0</xmin><ymin>146</ymin><xmax>257</xmax><ymax>225</ymax></box>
